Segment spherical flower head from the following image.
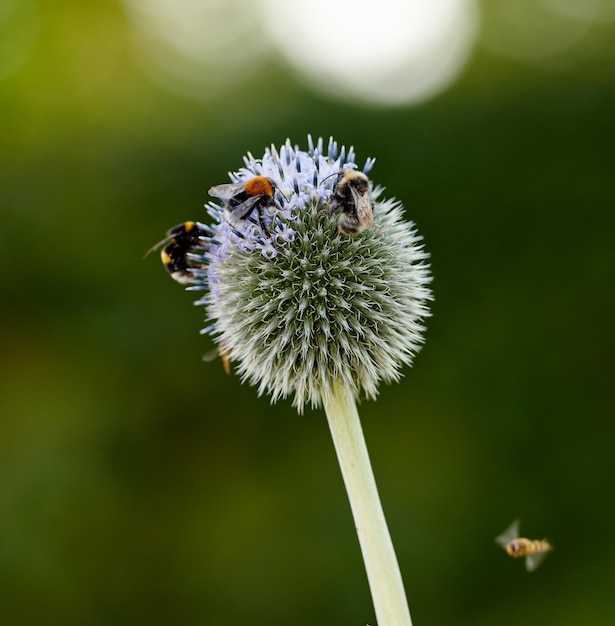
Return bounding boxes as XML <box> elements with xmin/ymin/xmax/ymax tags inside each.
<box><xmin>192</xmin><ymin>137</ymin><xmax>432</xmax><ymax>412</ymax></box>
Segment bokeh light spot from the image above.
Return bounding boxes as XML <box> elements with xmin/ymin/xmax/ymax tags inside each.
<box><xmin>261</xmin><ymin>0</ymin><xmax>479</xmax><ymax>106</ymax></box>
<box><xmin>122</xmin><ymin>0</ymin><xmax>269</xmax><ymax>99</ymax></box>
<box><xmin>481</xmin><ymin>0</ymin><xmax>599</xmax><ymax>61</ymax></box>
<box><xmin>540</xmin><ymin>0</ymin><xmax>615</xmax><ymax>24</ymax></box>
<box><xmin>0</xmin><ymin>0</ymin><xmax>39</xmax><ymax>81</ymax></box>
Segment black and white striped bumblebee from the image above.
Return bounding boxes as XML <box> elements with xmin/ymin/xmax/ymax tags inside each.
<box><xmin>209</xmin><ymin>175</ymin><xmax>277</xmax><ymax>237</ymax></box>
<box><xmin>328</xmin><ymin>169</ymin><xmax>374</xmax><ymax>235</ymax></box>
<box><xmin>146</xmin><ymin>221</ymin><xmax>208</xmax><ymax>285</ymax></box>
<box><xmin>148</xmin><ymin>223</ymin><xmax>231</xmax><ymax>371</ymax></box>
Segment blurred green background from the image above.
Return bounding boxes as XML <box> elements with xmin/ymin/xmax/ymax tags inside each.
<box><xmin>1</xmin><ymin>1</ymin><xmax>614</xmax><ymax>625</ymax></box>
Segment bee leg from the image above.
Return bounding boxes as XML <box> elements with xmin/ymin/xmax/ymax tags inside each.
<box><xmin>256</xmin><ymin>207</ymin><xmax>271</xmax><ymax>239</ymax></box>
<box><xmin>322</xmin><ymin>195</ymin><xmax>341</xmax><ymax>216</ymax></box>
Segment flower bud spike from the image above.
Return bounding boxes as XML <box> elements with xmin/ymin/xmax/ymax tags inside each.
<box><xmin>307</xmin><ymin>134</ymin><xmax>315</xmax><ymax>155</ymax></box>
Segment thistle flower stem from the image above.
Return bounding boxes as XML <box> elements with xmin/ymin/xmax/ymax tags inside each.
<box><xmin>323</xmin><ymin>379</ymin><xmax>413</xmax><ymax>626</ymax></box>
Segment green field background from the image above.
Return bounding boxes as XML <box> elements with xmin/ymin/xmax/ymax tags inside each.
<box><xmin>1</xmin><ymin>3</ymin><xmax>614</xmax><ymax>625</ymax></box>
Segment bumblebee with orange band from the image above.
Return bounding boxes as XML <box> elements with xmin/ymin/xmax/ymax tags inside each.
<box><xmin>209</xmin><ymin>175</ymin><xmax>277</xmax><ymax>237</ymax></box>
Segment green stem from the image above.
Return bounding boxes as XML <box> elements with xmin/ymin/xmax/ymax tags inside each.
<box><xmin>322</xmin><ymin>380</ymin><xmax>413</xmax><ymax>626</ymax></box>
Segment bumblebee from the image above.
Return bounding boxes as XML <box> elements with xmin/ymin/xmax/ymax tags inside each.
<box><xmin>329</xmin><ymin>169</ymin><xmax>374</xmax><ymax>235</ymax></box>
<box><xmin>209</xmin><ymin>176</ymin><xmax>277</xmax><ymax>237</ymax></box>
<box><xmin>495</xmin><ymin>520</ymin><xmax>553</xmax><ymax>572</ymax></box>
<box><xmin>146</xmin><ymin>221</ymin><xmax>208</xmax><ymax>285</ymax></box>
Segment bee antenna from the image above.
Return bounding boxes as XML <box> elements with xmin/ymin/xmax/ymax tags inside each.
<box><xmin>276</xmin><ymin>188</ymin><xmax>291</xmax><ymax>202</ymax></box>
<box><xmin>319</xmin><ymin>170</ymin><xmax>344</xmax><ymax>187</ymax></box>
<box><xmin>142</xmin><ymin>234</ymin><xmax>172</xmax><ymax>260</ymax></box>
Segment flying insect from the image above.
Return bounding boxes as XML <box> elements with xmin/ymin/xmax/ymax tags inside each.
<box><xmin>495</xmin><ymin>520</ymin><xmax>553</xmax><ymax>572</ymax></box>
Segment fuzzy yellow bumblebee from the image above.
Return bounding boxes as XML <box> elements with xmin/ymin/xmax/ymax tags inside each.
<box><xmin>495</xmin><ymin>520</ymin><xmax>553</xmax><ymax>572</ymax></box>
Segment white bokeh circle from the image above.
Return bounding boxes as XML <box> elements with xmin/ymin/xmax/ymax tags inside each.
<box><xmin>261</xmin><ymin>0</ymin><xmax>480</xmax><ymax>106</ymax></box>
<box><xmin>122</xmin><ymin>0</ymin><xmax>269</xmax><ymax>98</ymax></box>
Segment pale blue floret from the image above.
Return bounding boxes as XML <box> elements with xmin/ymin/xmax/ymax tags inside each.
<box><xmin>188</xmin><ymin>136</ymin><xmax>432</xmax><ymax>411</ymax></box>
<box><xmin>199</xmin><ymin>137</ymin><xmax>364</xmax><ymax>264</ymax></box>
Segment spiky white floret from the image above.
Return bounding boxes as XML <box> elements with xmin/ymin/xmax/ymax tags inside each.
<box><xmin>190</xmin><ymin>137</ymin><xmax>432</xmax><ymax>411</ymax></box>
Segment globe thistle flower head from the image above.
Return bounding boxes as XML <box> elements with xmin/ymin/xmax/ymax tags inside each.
<box><xmin>190</xmin><ymin>137</ymin><xmax>432</xmax><ymax>412</ymax></box>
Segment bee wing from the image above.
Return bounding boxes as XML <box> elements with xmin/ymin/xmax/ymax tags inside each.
<box><xmin>349</xmin><ymin>186</ymin><xmax>374</xmax><ymax>226</ymax></box>
<box><xmin>202</xmin><ymin>346</ymin><xmax>232</xmax><ymax>374</ymax></box>
<box><xmin>495</xmin><ymin>519</ymin><xmax>520</xmax><ymax>547</ymax></box>
<box><xmin>525</xmin><ymin>551</ymin><xmax>548</xmax><ymax>572</ymax></box>
<box><xmin>208</xmin><ymin>181</ymin><xmax>245</xmax><ymax>200</ymax></box>
<box><xmin>226</xmin><ymin>194</ymin><xmax>263</xmax><ymax>221</ymax></box>
<box><xmin>202</xmin><ymin>348</ymin><xmax>220</xmax><ymax>362</ymax></box>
